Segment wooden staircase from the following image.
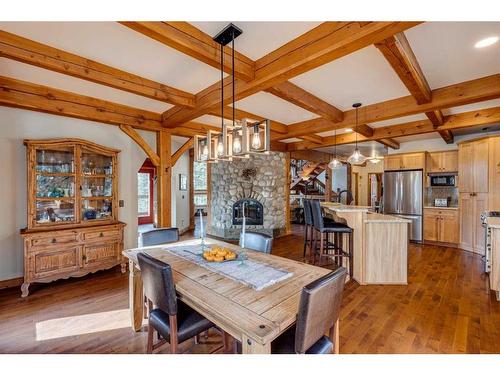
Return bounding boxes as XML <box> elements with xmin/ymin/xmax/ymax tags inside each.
<box><xmin>290</xmin><ymin>161</ymin><xmax>326</xmax><ymax>194</ymax></box>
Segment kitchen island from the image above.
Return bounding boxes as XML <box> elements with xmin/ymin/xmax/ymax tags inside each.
<box><xmin>486</xmin><ymin>217</ymin><xmax>500</xmax><ymax>301</ymax></box>
<box><xmin>321</xmin><ymin>203</ymin><xmax>410</xmax><ymax>285</ymax></box>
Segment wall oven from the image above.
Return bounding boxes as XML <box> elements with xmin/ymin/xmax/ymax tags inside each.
<box><xmin>429</xmin><ymin>174</ymin><xmax>456</xmax><ymax>187</ymax></box>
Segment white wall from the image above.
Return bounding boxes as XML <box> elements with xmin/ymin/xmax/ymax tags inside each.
<box><xmin>0</xmin><ymin>106</ymin><xmax>157</xmax><ymax>281</ymax></box>
<box><xmin>171</xmin><ymin>139</ymin><xmax>191</xmax><ymax>233</ymax></box>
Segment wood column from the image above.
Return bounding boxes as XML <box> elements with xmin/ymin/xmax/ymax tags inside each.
<box><xmin>156</xmin><ymin>130</ymin><xmax>172</xmax><ymax>227</ymax></box>
<box><xmin>189</xmin><ymin>149</ymin><xmax>195</xmax><ymax>230</ymax></box>
<box><xmin>285</xmin><ymin>152</ymin><xmax>291</xmax><ymax>235</ymax></box>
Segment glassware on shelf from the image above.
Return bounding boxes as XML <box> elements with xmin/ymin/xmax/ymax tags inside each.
<box><xmin>36</xmin><ymin>200</ymin><xmax>75</xmax><ymax>224</ymax></box>
<box><xmin>81</xmin><ymin>199</ymin><xmax>113</xmax><ymax>221</ymax></box>
<box><xmin>36</xmin><ymin>175</ymin><xmax>75</xmax><ymax>198</ymax></box>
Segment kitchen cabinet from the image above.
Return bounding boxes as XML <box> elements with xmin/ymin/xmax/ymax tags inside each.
<box><xmin>424</xmin><ymin>208</ymin><xmax>459</xmax><ymax>244</ymax></box>
<box><xmin>489</xmin><ymin>136</ymin><xmax>500</xmax><ymax>210</ymax></box>
<box><xmin>458</xmin><ymin>138</ymin><xmax>488</xmax><ymax>193</ymax></box>
<box><xmin>459</xmin><ymin>192</ymin><xmax>487</xmax><ymax>254</ymax></box>
<box><xmin>426</xmin><ymin>151</ymin><xmax>458</xmax><ymax>173</ymax></box>
<box><xmin>384</xmin><ymin>152</ymin><xmax>425</xmax><ymax>171</ymax></box>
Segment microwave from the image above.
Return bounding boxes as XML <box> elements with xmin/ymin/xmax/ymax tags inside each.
<box><xmin>430</xmin><ymin>175</ymin><xmax>456</xmax><ymax>186</ymax></box>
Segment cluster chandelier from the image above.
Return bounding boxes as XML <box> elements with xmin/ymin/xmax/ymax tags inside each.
<box><xmin>194</xmin><ymin>23</ymin><xmax>270</xmax><ymax>163</ymax></box>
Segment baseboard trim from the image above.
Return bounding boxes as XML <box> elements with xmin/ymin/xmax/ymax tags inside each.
<box><xmin>0</xmin><ymin>276</ymin><xmax>23</xmax><ymax>290</ymax></box>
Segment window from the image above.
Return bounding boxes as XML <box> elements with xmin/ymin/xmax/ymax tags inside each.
<box><xmin>137</xmin><ymin>172</ymin><xmax>151</xmax><ymax>217</ymax></box>
<box><xmin>193</xmin><ymin>162</ymin><xmax>207</xmax><ymax>208</ymax></box>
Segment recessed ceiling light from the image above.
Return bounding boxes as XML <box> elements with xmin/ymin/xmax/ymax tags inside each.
<box><xmin>345</xmin><ymin>128</ymin><xmax>353</xmax><ymax>133</ymax></box>
<box><xmin>475</xmin><ymin>36</ymin><xmax>498</xmax><ymax>48</ymax></box>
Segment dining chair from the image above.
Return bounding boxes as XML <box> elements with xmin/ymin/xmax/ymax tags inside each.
<box><xmin>236</xmin><ymin>267</ymin><xmax>347</xmax><ymax>354</ymax></box>
<box><xmin>302</xmin><ymin>199</ymin><xmax>314</xmax><ymax>259</ymax></box>
<box><xmin>140</xmin><ymin>227</ymin><xmax>179</xmax><ymax>247</ymax></box>
<box><xmin>239</xmin><ymin>231</ymin><xmax>273</xmax><ymax>253</ymax></box>
<box><xmin>137</xmin><ymin>252</ymin><xmax>215</xmax><ymax>354</ymax></box>
<box><xmin>310</xmin><ymin>200</ymin><xmax>353</xmax><ymax>277</ymax></box>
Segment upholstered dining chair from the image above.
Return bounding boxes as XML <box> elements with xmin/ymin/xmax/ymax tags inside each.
<box><xmin>236</xmin><ymin>267</ymin><xmax>347</xmax><ymax>354</ymax></box>
<box><xmin>137</xmin><ymin>252</ymin><xmax>215</xmax><ymax>354</ymax></box>
<box><xmin>239</xmin><ymin>231</ymin><xmax>273</xmax><ymax>253</ymax></box>
<box><xmin>140</xmin><ymin>227</ymin><xmax>179</xmax><ymax>247</ymax></box>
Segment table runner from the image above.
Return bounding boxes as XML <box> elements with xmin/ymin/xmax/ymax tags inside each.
<box><xmin>154</xmin><ymin>244</ymin><xmax>293</xmax><ymax>291</ymax></box>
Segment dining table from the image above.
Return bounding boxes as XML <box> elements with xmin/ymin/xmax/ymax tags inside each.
<box><xmin>122</xmin><ymin>237</ymin><xmax>334</xmax><ymax>354</ymax></box>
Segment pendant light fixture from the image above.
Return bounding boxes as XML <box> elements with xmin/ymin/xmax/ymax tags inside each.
<box><xmin>328</xmin><ymin>127</ymin><xmax>343</xmax><ymax>170</ymax></box>
<box><xmin>347</xmin><ymin>103</ymin><xmax>367</xmax><ymax>165</ymax></box>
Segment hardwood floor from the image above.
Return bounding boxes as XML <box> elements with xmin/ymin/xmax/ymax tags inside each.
<box><xmin>1</xmin><ymin>225</ymin><xmax>499</xmax><ymax>354</ymax></box>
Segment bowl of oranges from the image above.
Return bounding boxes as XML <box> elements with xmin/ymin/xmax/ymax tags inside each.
<box><xmin>202</xmin><ymin>246</ymin><xmax>238</xmax><ymax>262</ymax></box>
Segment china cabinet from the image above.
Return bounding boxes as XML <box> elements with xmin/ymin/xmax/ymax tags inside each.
<box><xmin>20</xmin><ymin>139</ymin><xmax>125</xmax><ymax>297</ymax></box>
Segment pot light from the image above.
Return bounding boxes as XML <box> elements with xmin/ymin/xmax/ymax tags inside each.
<box><xmin>475</xmin><ymin>36</ymin><xmax>498</xmax><ymax>48</ymax></box>
<box><xmin>345</xmin><ymin>128</ymin><xmax>353</xmax><ymax>133</ymax></box>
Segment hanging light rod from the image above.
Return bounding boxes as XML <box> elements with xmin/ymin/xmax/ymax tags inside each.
<box><xmin>213</xmin><ymin>23</ymin><xmax>243</xmax><ymax>46</ymax></box>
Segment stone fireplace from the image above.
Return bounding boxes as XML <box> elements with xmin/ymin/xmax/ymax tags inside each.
<box><xmin>232</xmin><ymin>198</ymin><xmax>263</xmax><ymax>226</ymax></box>
<box><xmin>208</xmin><ymin>152</ymin><xmax>287</xmax><ymax>240</ymax></box>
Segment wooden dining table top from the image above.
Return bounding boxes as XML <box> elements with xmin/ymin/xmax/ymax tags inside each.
<box><xmin>123</xmin><ymin>238</ymin><xmax>330</xmax><ymax>347</ymax></box>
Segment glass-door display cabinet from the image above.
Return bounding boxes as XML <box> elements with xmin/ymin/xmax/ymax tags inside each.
<box><xmin>21</xmin><ymin>139</ymin><xmax>125</xmax><ymax>298</ymax></box>
<box><xmin>27</xmin><ymin>139</ymin><xmax>119</xmax><ymax>229</ymax></box>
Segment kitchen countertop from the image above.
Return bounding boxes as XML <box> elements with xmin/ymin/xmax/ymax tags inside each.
<box><xmin>486</xmin><ymin>217</ymin><xmax>500</xmax><ymax>228</ymax></box>
<box><xmin>424</xmin><ymin>206</ymin><xmax>459</xmax><ymax>210</ymax></box>
<box><xmin>321</xmin><ymin>203</ymin><xmax>372</xmax><ymax>212</ymax></box>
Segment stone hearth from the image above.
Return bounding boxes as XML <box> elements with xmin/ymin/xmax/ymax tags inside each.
<box><xmin>208</xmin><ymin>152</ymin><xmax>287</xmax><ymax>240</ymax></box>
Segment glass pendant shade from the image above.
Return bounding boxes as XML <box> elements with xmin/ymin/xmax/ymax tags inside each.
<box><xmin>217</xmin><ymin>134</ymin><xmax>224</xmax><ymax>157</ymax></box>
<box><xmin>347</xmin><ymin>148</ymin><xmax>367</xmax><ymax>165</ymax></box>
<box><xmin>233</xmin><ymin>135</ymin><xmax>242</xmax><ymax>154</ymax></box>
<box><xmin>328</xmin><ymin>158</ymin><xmax>343</xmax><ymax>169</ymax></box>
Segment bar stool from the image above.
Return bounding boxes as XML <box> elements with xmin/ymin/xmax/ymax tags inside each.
<box><xmin>309</xmin><ymin>200</ymin><xmax>354</xmax><ymax>278</ymax></box>
<box><xmin>302</xmin><ymin>199</ymin><xmax>314</xmax><ymax>259</ymax></box>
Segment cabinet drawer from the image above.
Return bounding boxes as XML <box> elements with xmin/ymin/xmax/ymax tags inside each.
<box><xmin>83</xmin><ymin>242</ymin><xmax>119</xmax><ymax>267</ymax></box>
<box><xmin>83</xmin><ymin>229</ymin><xmax>120</xmax><ymax>242</ymax></box>
<box><xmin>32</xmin><ymin>246</ymin><xmax>80</xmax><ymax>280</ymax></box>
<box><xmin>30</xmin><ymin>232</ymin><xmax>79</xmax><ymax>248</ymax></box>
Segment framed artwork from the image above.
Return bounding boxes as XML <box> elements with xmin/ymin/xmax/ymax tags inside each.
<box><xmin>179</xmin><ymin>174</ymin><xmax>187</xmax><ymax>191</ymax></box>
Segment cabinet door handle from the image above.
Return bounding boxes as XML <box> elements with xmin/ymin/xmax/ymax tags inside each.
<box><xmin>99</xmin><ymin>232</ymin><xmax>104</xmax><ymax>237</ymax></box>
<box><xmin>82</xmin><ymin>255</ymin><xmax>87</xmax><ymax>261</ymax></box>
<box><xmin>51</xmin><ymin>238</ymin><xmax>56</xmax><ymax>243</ymax></box>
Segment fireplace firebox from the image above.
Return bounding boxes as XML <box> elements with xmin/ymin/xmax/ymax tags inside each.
<box><xmin>232</xmin><ymin>198</ymin><xmax>263</xmax><ymax>225</ymax></box>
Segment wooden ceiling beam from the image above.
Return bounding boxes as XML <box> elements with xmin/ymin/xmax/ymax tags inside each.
<box><xmin>208</xmin><ymin>106</ymin><xmax>288</xmax><ymax>134</ymax></box>
<box><xmin>286</xmin><ymin>106</ymin><xmax>500</xmax><ymax>151</ymax></box>
<box><xmin>375</xmin><ymin>32</ymin><xmax>431</xmax><ymax>104</ymax></box>
<box><xmin>119</xmin><ymin>22</ymin><xmax>255</xmax><ymax>82</ymax></box>
<box><xmin>119</xmin><ymin>124</ymin><xmax>160</xmax><ymax>166</ymax></box>
<box><xmin>279</xmin><ymin>74</ymin><xmax>500</xmax><ymax>140</ymax></box>
<box><xmin>0</xmin><ymin>30</ymin><xmax>195</xmax><ymax>108</ymax></box>
<box><xmin>0</xmin><ymin>75</ymin><xmax>163</xmax><ymax>131</ymax></box>
<box><xmin>354</xmin><ymin>124</ymin><xmax>374</xmax><ymax>137</ymax></box>
<box><xmin>162</xmin><ymin>22</ymin><xmax>420</xmax><ymax>127</ymax></box>
<box><xmin>171</xmin><ymin>137</ymin><xmax>194</xmax><ymax>165</ymax></box>
<box><xmin>377</xmin><ymin>138</ymin><xmax>400</xmax><ymax>149</ymax></box>
<box><xmin>265</xmin><ymin>81</ymin><xmax>343</xmax><ymax>122</ymax></box>
<box><xmin>376</xmin><ymin>32</ymin><xmax>454</xmax><ymax>146</ymax></box>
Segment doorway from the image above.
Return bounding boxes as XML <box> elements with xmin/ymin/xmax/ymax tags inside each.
<box><xmin>367</xmin><ymin>172</ymin><xmax>383</xmax><ymax>208</ymax></box>
<box><xmin>137</xmin><ymin>159</ymin><xmax>156</xmax><ymax>226</ymax></box>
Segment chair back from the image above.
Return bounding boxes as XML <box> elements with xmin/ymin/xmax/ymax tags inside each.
<box><xmin>303</xmin><ymin>199</ymin><xmax>313</xmax><ymax>226</ymax></box>
<box><xmin>141</xmin><ymin>227</ymin><xmax>179</xmax><ymax>247</ymax></box>
<box><xmin>137</xmin><ymin>252</ymin><xmax>178</xmax><ymax>316</ymax></box>
<box><xmin>239</xmin><ymin>231</ymin><xmax>273</xmax><ymax>253</ymax></box>
<box><xmin>309</xmin><ymin>199</ymin><xmax>325</xmax><ymax>230</ymax></box>
<box><xmin>294</xmin><ymin>267</ymin><xmax>347</xmax><ymax>354</ymax></box>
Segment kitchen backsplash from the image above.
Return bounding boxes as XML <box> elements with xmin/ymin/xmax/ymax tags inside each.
<box><xmin>425</xmin><ymin>186</ymin><xmax>459</xmax><ymax>207</ymax></box>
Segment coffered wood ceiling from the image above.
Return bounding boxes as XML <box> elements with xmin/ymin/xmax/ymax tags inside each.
<box><xmin>1</xmin><ymin>21</ymin><xmax>499</xmax><ymax>152</ymax></box>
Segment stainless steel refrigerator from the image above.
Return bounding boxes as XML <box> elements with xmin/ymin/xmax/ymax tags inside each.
<box><xmin>383</xmin><ymin>170</ymin><xmax>423</xmax><ymax>242</ymax></box>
